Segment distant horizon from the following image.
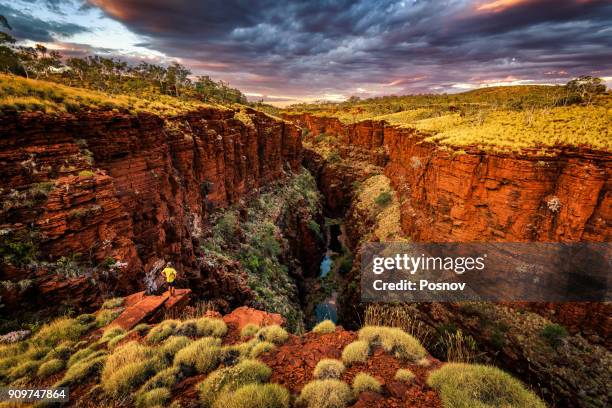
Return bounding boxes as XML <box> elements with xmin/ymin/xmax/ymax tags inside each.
<box><xmin>2</xmin><ymin>0</ymin><xmax>611</xmax><ymax>104</ymax></box>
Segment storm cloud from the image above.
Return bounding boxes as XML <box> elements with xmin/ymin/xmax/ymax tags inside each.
<box><xmin>5</xmin><ymin>0</ymin><xmax>612</xmax><ymax>103</ymax></box>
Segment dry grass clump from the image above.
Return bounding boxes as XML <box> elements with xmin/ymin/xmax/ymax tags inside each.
<box><xmin>358</xmin><ymin>326</ymin><xmax>427</xmax><ymax>362</ymax></box>
<box><xmin>364</xmin><ymin>304</ymin><xmax>434</xmax><ymax>349</ymax></box>
<box><xmin>341</xmin><ymin>340</ymin><xmax>370</xmax><ymax>366</ymax></box>
<box><xmin>37</xmin><ymin>358</ymin><xmax>65</xmax><ymax>377</ymax></box>
<box><xmin>101</xmin><ymin>297</ymin><xmax>124</xmax><ymax>309</ymax></box>
<box><xmin>95</xmin><ymin>309</ymin><xmax>121</xmax><ymax>328</ymax></box>
<box><xmin>146</xmin><ymin>320</ymin><xmax>180</xmax><ymax>344</ymax></box>
<box><xmin>297</xmin><ymin>379</ymin><xmax>353</xmax><ymax>408</ymax></box>
<box><xmin>147</xmin><ymin>318</ymin><xmax>227</xmax><ymax>343</ymax></box>
<box><xmin>198</xmin><ymin>359</ymin><xmax>272</xmax><ymax>407</ymax></box>
<box><xmin>139</xmin><ymin>365</ymin><xmax>183</xmax><ymax>393</ymax></box>
<box><xmin>313</xmin><ymin>359</ymin><xmax>345</xmax><ymax>380</ymax></box>
<box><xmin>394</xmin><ymin>368</ymin><xmax>415</xmax><ymax>383</ymax></box>
<box><xmin>312</xmin><ymin>320</ymin><xmax>336</xmax><ymax>334</ymax></box>
<box><xmin>55</xmin><ymin>355</ymin><xmax>107</xmax><ymax>387</ymax></box>
<box><xmin>214</xmin><ymin>383</ymin><xmax>290</xmax><ymax>408</ymax></box>
<box><xmin>135</xmin><ymin>386</ymin><xmax>171</xmax><ymax>408</ymax></box>
<box><xmin>101</xmin><ymin>341</ymin><xmax>156</xmax><ymax>396</ymax></box>
<box><xmin>98</xmin><ymin>327</ymin><xmax>126</xmax><ymax>345</ymax></box>
<box><xmin>249</xmin><ymin>341</ymin><xmax>276</xmax><ymax>358</ymax></box>
<box><xmin>240</xmin><ymin>323</ymin><xmax>260</xmax><ymax>338</ymax></box>
<box><xmin>427</xmin><ymin>363</ymin><xmax>546</xmax><ymax>408</ymax></box>
<box><xmin>255</xmin><ymin>325</ymin><xmax>289</xmax><ymax>344</ymax></box>
<box><xmin>32</xmin><ymin>317</ymin><xmax>87</xmax><ymax>347</ymax></box>
<box><xmin>352</xmin><ymin>372</ymin><xmax>381</xmax><ymax>396</ymax></box>
<box><xmin>173</xmin><ymin>337</ymin><xmax>222</xmax><ymax>374</ymax></box>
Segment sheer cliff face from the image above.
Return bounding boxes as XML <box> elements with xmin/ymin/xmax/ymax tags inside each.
<box><xmin>0</xmin><ymin>108</ymin><xmax>302</xmax><ymax>311</ymax></box>
<box><xmin>288</xmin><ymin>113</ymin><xmax>611</xmax><ymax>243</ymax></box>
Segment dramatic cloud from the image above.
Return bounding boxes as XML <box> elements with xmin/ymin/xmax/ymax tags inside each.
<box><xmin>4</xmin><ymin>0</ymin><xmax>612</xmax><ymax>104</ymax></box>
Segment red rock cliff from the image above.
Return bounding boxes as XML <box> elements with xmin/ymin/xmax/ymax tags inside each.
<box><xmin>0</xmin><ymin>108</ymin><xmax>302</xmax><ymax>313</ymax></box>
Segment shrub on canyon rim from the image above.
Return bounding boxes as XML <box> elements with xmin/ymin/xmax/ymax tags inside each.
<box><xmin>33</xmin><ymin>318</ymin><xmax>87</xmax><ymax>347</ymax></box>
<box><xmin>358</xmin><ymin>326</ymin><xmax>426</xmax><ymax>362</ymax></box>
<box><xmin>198</xmin><ymin>359</ymin><xmax>272</xmax><ymax>407</ymax></box>
<box><xmin>213</xmin><ymin>383</ymin><xmax>290</xmax><ymax>408</ymax></box>
<box><xmin>297</xmin><ymin>379</ymin><xmax>353</xmax><ymax>408</ymax></box>
<box><xmin>255</xmin><ymin>325</ymin><xmax>289</xmax><ymax>344</ymax></box>
<box><xmin>135</xmin><ymin>386</ymin><xmax>171</xmax><ymax>408</ymax></box>
<box><xmin>240</xmin><ymin>323</ymin><xmax>260</xmax><ymax>338</ymax></box>
<box><xmin>313</xmin><ymin>359</ymin><xmax>345</xmax><ymax>380</ymax></box>
<box><xmin>427</xmin><ymin>363</ymin><xmax>546</xmax><ymax>408</ymax></box>
<box><xmin>352</xmin><ymin>372</ymin><xmax>382</xmax><ymax>396</ymax></box>
<box><xmin>312</xmin><ymin>319</ymin><xmax>336</xmax><ymax>334</ymax></box>
<box><xmin>173</xmin><ymin>337</ymin><xmax>222</xmax><ymax>374</ymax></box>
<box><xmin>394</xmin><ymin>368</ymin><xmax>415</xmax><ymax>383</ymax></box>
<box><xmin>341</xmin><ymin>340</ymin><xmax>370</xmax><ymax>366</ymax></box>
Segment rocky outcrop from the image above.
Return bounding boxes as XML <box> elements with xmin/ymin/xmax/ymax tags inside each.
<box><xmin>0</xmin><ymin>108</ymin><xmax>302</xmax><ymax>314</ymax></box>
<box><xmin>287</xmin><ymin>113</ymin><xmax>611</xmax><ymax>243</ymax></box>
<box><xmin>289</xmin><ymin>113</ymin><xmax>611</xmax><ymax>341</ymax></box>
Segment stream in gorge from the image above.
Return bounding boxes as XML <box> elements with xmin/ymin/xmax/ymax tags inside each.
<box><xmin>314</xmin><ymin>223</ymin><xmax>344</xmax><ymax>324</ymax></box>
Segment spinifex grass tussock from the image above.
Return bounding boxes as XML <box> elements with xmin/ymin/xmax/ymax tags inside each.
<box><xmin>313</xmin><ymin>359</ymin><xmax>345</xmax><ymax>380</ymax></box>
<box><xmin>352</xmin><ymin>372</ymin><xmax>382</xmax><ymax>396</ymax></box>
<box><xmin>358</xmin><ymin>326</ymin><xmax>427</xmax><ymax>362</ymax></box>
<box><xmin>427</xmin><ymin>363</ymin><xmax>546</xmax><ymax>408</ymax></box>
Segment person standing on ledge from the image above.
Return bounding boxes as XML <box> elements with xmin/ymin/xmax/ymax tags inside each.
<box><xmin>161</xmin><ymin>262</ymin><xmax>177</xmax><ymax>297</ymax></box>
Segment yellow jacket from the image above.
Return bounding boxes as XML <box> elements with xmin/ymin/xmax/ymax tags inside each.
<box><xmin>162</xmin><ymin>267</ymin><xmax>177</xmax><ymax>283</ymax></box>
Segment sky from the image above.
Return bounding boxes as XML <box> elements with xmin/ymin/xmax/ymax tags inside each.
<box><xmin>1</xmin><ymin>0</ymin><xmax>611</xmax><ymax>106</ymax></box>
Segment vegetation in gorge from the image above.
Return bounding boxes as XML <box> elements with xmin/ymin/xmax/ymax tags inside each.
<box><xmin>201</xmin><ymin>170</ymin><xmax>322</xmax><ymax>332</ymax></box>
<box><xmin>285</xmin><ymin>81</ymin><xmax>610</xmax><ymax>152</ymax></box>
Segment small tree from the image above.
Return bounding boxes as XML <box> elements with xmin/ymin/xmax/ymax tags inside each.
<box><xmin>566</xmin><ymin>76</ymin><xmax>606</xmax><ymax>104</ymax></box>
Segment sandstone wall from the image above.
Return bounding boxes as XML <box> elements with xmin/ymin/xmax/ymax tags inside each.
<box><xmin>0</xmin><ymin>108</ymin><xmax>301</xmax><ymax>312</ymax></box>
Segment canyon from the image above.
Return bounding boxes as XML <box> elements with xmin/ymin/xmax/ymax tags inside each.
<box><xmin>1</xmin><ymin>105</ymin><xmax>610</xmax><ymax>407</ymax></box>
<box><xmin>0</xmin><ymin>107</ymin><xmax>303</xmax><ymax>316</ymax></box>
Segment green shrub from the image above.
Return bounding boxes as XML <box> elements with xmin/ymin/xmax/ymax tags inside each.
<box><xmin>173</xmin><ymin>337</ymin><xmax>221</xmax><ymax>374</ymax></box>
<box><xmin>78</xmin><ymin>170</ymin><xmax>94</xmax><ymax>177</ymax></box>
<box><xmin>541</xmin><ymin>323</ymin><xmax>567</xmax><ymax>348</ymax></box>
<box><xmin>213</xmin><ymin>383</ymin><xmax>290</xmax><ymax>408</ymax></box>
<box><xmin>139</xmin><ymin>366</ymin><xmax>182</xmax><ymax>393</ymax></box>
<box><xmin>76</xmin><ymin>314</ymin><xmax>96</xmax><ymax>324</ymax></box>
<box><xmin>341</xmin><ymin>340</ymin><xmax>370</xmax><ymax>366</ymax></box>
<box><xmin>37</xmin><ymin>358</ymin><xmax>65</xmax><ymax>377</ymax></box>
<box><xmin>198</xmin><ymin>359</ymin><xmax>272</xmax><ymax>407</ymax></box>
<box><xmin>44</xmin><ymin>342</ymin><xmax>73</xmax><ymax>361</ymax></box>
<box><xmin>55</xmin><ymin>355</ymin><xmax>106</xmax><ymax>387</ymax></box>
<box><xmin>250</xmin><ymin>341</ymin><xmax>275</xmax><ymax>358</ymax></box>
<box><xmin>374</xmin><ymin>191</ymin><xmax>392</xmax><ymax>207</ymax></box>
<box><xmin>312</xmin><ymin>320</ymin><xmax>336</xmax><ymax>334</ymax></box>
<box><xmin>195</xmin><ymin>317</ymin><xmax>228</xmax><ymax>337</ymax></box>
<box><xmin>156</xmin><ymin>335</ymin><xmax>191</xmax><ymax>364</ymax></box>
<box><xmin>313</xmin><ymin>359</ymin><xmax>345</xmax><ymax>380</ymax></box>
<box><xmin>99</xmin><ymin>327</ymin><xmax>126</xmax><ymax>345</ymax></box>
<box><xmin>10</xmin><ymin>360</ymin><xmax>40</xmax><ymax>380</ymax></box>
<box><xmin>107</xmin><ymin>333</ymin><xmax>128</xmax><ymax>349</ymax></box>
<box><xmin>427</xmin><ymin>363</ymin><xmax>546</xmax><ymax>408</ymax></box>
<box><xmin>95</xmin><ymin>309</ymin><xmax>121</xmax><ymax>328</ymax></box>
<box><xmin>132</xmin><ymin>323</ymin><xmax>151</xmax><ymax>335</ymax></box>
<box><xmin>67</xmin><ymin>347</ymin><xmax>96</xmax><ymax>367</ymax></box>
<box><xmin>146</xmin><ymin>320</ymin><xmax>179</xmax><ymax>344</ymax></box>
<box><xmin>358</xmin><ymin>326</ymin><xmax>426</xmax><ymax>362</ymax></box>
<box><xmin>135</xmin><ymin>387</ymin><xmax>171</xmax><ymax>408</ymax></box>
<box><xmin>297</xmin><ymin>379</ymin><xmax>353</xmax><ymax>408</ymax></box>
<box><xmin>394</xmin><ymin>368</ymin><xmax>415</xmax><ymax>383</ymax></box>
<box><xmin>352</xmin><ymin>372</ymin><xmax>381</xmax><ymax>396</ymax></box>
<box><xmin>240</xmin><ymin>323</ymin><xmax>260</xmax><ymax>338</ymax></box>
<box><xmin>33</xmin><ymin>318</ymin><xmax>86</xmax><ymax>347</ymax></box>
<box><xmin>101</xmin><ymin>297</ymin><xmax>124</xmax><ymax>309</ymax></box>
<box><xmin>255</xmin><ymin>325</ymin><xmax>289</xmax><ymax>344</ymax></box>
<box><xmin>101</xmin><ymin>342</ymin><xmax>155</xmax><ymax>396</ymax></box>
